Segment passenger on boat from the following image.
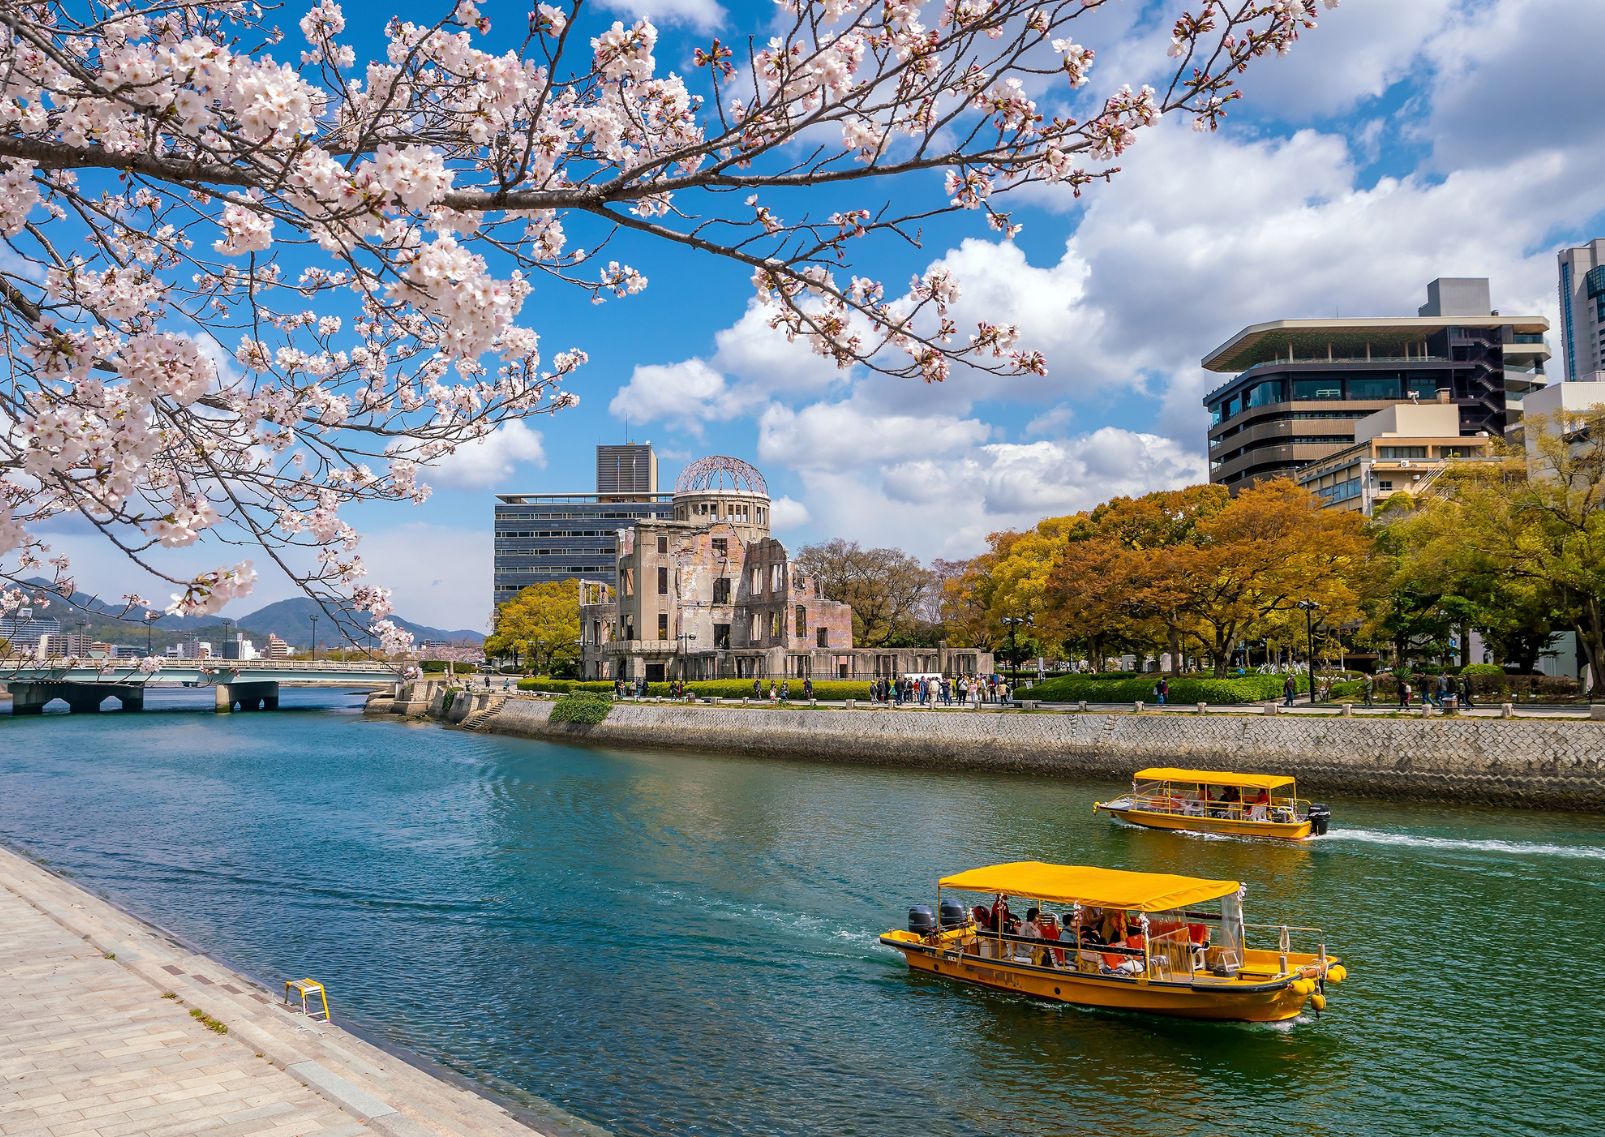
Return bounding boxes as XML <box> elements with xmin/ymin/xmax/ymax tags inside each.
<box><xmin>1181</xmin><ymin>789</ymin><xmax>1206</xmax><ymax>816</ymax></box>
<box><xmin>1246</xmin><ymin>787</ymin><xmax>1271</xmax><ymax>821</ymax></box>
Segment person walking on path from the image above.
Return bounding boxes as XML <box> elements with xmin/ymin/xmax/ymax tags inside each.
<box><xmin>769</xmin><ymin>680</ymin><xmax>778</xmax><ymax>703</ymax></box>
<box><xmin>1362</xmin><ymin>673</ymin><xmax>1374</xmax><ymax>707</ymax></box>
<box><xmin>803</xmin><ymin>676</ymin><xmax>813</xmax><ymax>701</ymax></box>
<box><xmin>1399</xmin><ymin>679</ymin><xmax>1412</xmax><ymax>709</ymax></box>
<box><xmin>1282</xmin><ymin>674</ymin><xmax>1297</xmax><ymax>707</ymax></box>
<box><xmin>780</xmin><ymin>679</ymin><xmax>790</xmax><ymax>702</ymax></box>
<box><xmin>752</xmin><ymin>677</ymin><xmax>762</xmax><ymax>699</ymax></box>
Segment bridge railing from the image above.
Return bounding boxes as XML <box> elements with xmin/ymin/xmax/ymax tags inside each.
<box><xmin>0</xmin><ymin>657</ymin><xmax>401</xmax><ymax>677</ymax></box>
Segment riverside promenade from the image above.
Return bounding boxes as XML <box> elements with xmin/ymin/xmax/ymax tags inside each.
<box><xmin>0</xmin><ymin>843</ymin><xmax>551</xmax><ymax>1137</ymax></box>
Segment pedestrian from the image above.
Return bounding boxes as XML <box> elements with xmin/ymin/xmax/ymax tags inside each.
<box><xmin>940</xmin><ymin>676</ymin><xmax>951</xmax><ymax>705</ymax></box>
<box><xmin>1282</xmin><ymin>674</ymin><xmax>1296</xmax><ymax>707</ymax></box>
<box><xmin>780</xmin><ymin>679</ymin><xmax>790</xmax><ymax>702</ymax></box>
<box><xmin>752</xmin><ymin>677</ymin><xmax>761</xmax><ymax>699</ymax></box>
<box><xmin>803</xmin><ymin>676</ymin><xmax>813</xmax><ymax>701</ymax></box>
<box><xmin>1362</xmin><ymin>673</ymin><xmax>1374</xmax><ymax>707</ymax></box>
<box><xmin>1399</xmin><ymin>679</ymin><xmax>1411</xmax><ymax>709</ymax></box>
<box><xmin>769</xmin><ymin>680</ymin><xmax>778</xmax><ymax>702</ymax></box>
<box><xmin>1460</xmin><ymin>675</ymin><xmax>1475</xmax><ymax>709</ymax></box>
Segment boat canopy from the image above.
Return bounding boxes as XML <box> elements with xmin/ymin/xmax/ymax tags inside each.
<box><xmin>1134</xmin><ymin>767</ymin><xmax>1296</xmax><ymax>791</ymax></box>
<box><xmin>937</xmin><ymin>862</ymin><xmax>1240</xmax><ymax>912</ymax></box>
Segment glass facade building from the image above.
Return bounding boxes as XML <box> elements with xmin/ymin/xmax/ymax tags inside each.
<box><xmin>1557</xmin><ymin>239</ymin><xmax>1605</xmax><ymax>382</ymax></box>
<box><xmin>1201</xmin><ymin>279</ymin><xmax>1549</xmax><ymax>491</ymax></box>
<box><xmin>493</xmin><ymin>444</ymin><xmax>673</xmax><ymax>606</ymax></box>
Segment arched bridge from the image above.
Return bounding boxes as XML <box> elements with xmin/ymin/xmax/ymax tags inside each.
<box><xmin>0</xmin><ymin>658</ymin><xmax>401</xmax><ymax>715</ymax></box>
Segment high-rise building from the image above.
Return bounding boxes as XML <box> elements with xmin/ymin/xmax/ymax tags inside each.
<box><xmin>596</xmin><ymin>443</ymin><xmax>658</xmax><ymax>497</ymax></box>
<box><xmin>1558</xmin><ymin>238</ymin><xmax>1605</xmax><ymax>382</ymax></box>
<box><xmin>0</xmin><ymin>609</ymin><xmax>61</xmax><ymax>653</ymax></box>
<box><xmin>1201</xmin><ymin>277</ymin><xmax>1549</xmax><ymax>491</ymax></box>
<box><xmin>493</xmin><ymin>443</ymin><xmax>673</xmax><ymax>606</ymax></box>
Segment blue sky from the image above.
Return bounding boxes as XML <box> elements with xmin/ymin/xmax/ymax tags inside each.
<box><xmin>46</xmin><ymin>0</ymin><xmax>1605</xmax><ymax>634</ymax></box>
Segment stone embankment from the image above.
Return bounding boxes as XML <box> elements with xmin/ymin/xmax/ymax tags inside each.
<box><xmin>371</xmin><ymin>682</ymin><xmax>1605</xmax><ymax>810</ymax></box>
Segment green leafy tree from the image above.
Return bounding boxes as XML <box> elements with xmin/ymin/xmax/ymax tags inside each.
<box><xmin>487</xmin><ymin>581</ymin><xmax>581</xmax><ymax>675</ymax></box>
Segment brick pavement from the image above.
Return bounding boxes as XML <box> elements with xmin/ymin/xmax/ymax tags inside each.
<box><xmin>0</xmin><ymin>845</ymin><xmax>565</xmax><ymax>1137</ymax></box>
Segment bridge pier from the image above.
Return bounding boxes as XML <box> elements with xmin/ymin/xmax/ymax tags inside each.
<box><xmin>8</xmin><ymin>682</ymin><xmax>145</xmax><ymax>715</ymax></box>
<box><xmin>214</xmin><ymin>681</ymin><xmax>280</xmax><ymax>713</ymax></box>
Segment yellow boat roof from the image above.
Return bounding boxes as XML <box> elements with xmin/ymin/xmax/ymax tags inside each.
<box><xmin>937</xmin><ymin>862</ymin><xmax>1239</xmax><ymax>912</ymax></box>
<box><xmin>1135</xmin><ymin>767</ymin><xmax>1296</xmax><ymax>791</ymax></box>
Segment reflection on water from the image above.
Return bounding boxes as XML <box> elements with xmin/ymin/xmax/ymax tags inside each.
<box><xmin>0</xmin><ymin>690</ymin><xmax>1601</xmax><ymax>1136</ymax></box>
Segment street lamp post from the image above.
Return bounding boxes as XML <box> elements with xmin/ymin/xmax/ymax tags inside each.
<box><xmin>677</xmin><ymin>631</ymin><xmax>697</xmax><ymax>679</ymax></box>
<box><xmin>310</xmin><ymin>614</ymin><xmax>318</xmax><ymax>662</ymax></box>
<box><xmin>144</xmin><ymin>612</ymin><xmax>159</xmax><ymax>657</ymax></box>
<box><xmin>1296</xmin><ymin>600</ymin><xmax>1320</xmax><ymax>704</ymax></box>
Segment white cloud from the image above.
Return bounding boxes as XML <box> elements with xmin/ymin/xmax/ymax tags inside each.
<box><xmin>769</xmin><ymin>495</ymin><xmax>810</xmax><ymax>530</ymax></box>
<box><xmin>598</xmin><ymin>0</ymin><xmax>723</xmax><ymax>31</ymax></box>
<box><xmin>427</xmin><ymin>421</ymin><xmax>546</xmax><ymax>489</ymax></box>
<box><xmin>712</xmin><ymin>300</ymin><xmax>853</xmax><ymax>400</ymax></box>
<box><xmin>609</xmin><ymin>358</ymin><xmax>752</xmax><ymax>436</ymax></box>
<box><xmin>757</xmin><ymin>398</ymin><xmax>992</xmax><ymax>470</ymax></box>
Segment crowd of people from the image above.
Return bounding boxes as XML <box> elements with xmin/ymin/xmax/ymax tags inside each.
<box><xmin>969</xmin><ymin>894</ymin><xmax>1207</xmax><ymax>976</ymax></box>
<box><xmin>869</xmin><ymin>674</ymin><xmax>1011</xmax><ymax>706</ymax></box>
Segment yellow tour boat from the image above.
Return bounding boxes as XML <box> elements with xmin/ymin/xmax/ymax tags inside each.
<box><xmin>1093</xmin><ymin>767</ymin><xmax>1332</xmax><ymax>841</ymax></box>
<box><xmin>879</xmin><ymin>861</ymin><xmax>1345</xmax><ymax>1022</ymax></box>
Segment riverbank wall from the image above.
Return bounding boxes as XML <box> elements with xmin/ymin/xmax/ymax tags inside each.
<box><xmin>380</xmin><ymin>686</ymin><xmax>1605</xmax><ymax>810</ymax></box>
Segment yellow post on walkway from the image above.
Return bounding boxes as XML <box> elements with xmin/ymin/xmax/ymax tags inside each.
<box><xmin>284</xmin><ymin>978</ymin><xmax>331</xmax><ymax>1021</ymax></box>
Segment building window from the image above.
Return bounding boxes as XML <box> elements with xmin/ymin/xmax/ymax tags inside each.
<box><xmin>1347</xmin><ymin>377</ymin><xmax>1403</xmax><ymax>400</ymax></box>
<box><xmin>751</xmin><ymin>567</ymin><xmax>762</xmax><ymax>593</ymax></box>
<box><xmin>816</xmin><ymin>628</ymin><xmax>829</xmax><ymax>648</ymax></box>
<box><xmin>657</xmin><ymin>613</ymin><xmax>668</xmax><ymax>640</ymax></box>
<box><xmin>1246</xmin><ymin>380</ymin><xmax>1283</xmax><ymax>408</ymax></box>
<box><xmin>1292</xmin><ymin>379</ymin><xmax>1343</xmax><ymax>400</ymax></box>
<box><xmin>1438</xmin><ymin>446</ymin><xmax>1475</xmax><ymax>459</ymax></box>
<box><xmin>1378</xmin><ymin>480</ymin><xmax>1394</xmax><ymax>492</ymax></box>
<box><xmin>714</xmin><ymin>623</ymin><xmax>731</xmax><ymax>649</ymax></box>
<box><xmin>1379</xmin><ymin>446</ymin><xmax>1428</xmax><ymax>460</ymax></box>
<box><xmin>750</xmin><ymin>613</ymin><xmax>762</xmax><ymax>642</ymax></box>
<box><xmin>771</xmin><ymin>564</ymin><xmax>784</xmax><ymax>592</ymax></box>
<box><xmin>657</xmin><ymin>535</ymin><xmax>668</xmax><ymax>554</ymax></box>
<box><xmin>621</xmin><ymin>568</ymin><xmax>634</xmax><ymax>596</ymax></box>
<box><xmin>712</xmin><ymin>537</ymin><xmax>728</xmax><ymax>557</ymax></box>
<box><xmin>713</xmin><ymin>577</ymin><xmax>731</xmax><ymax>604</ymax></box>
<box><xmin>795</xmin><ymin>604</ymin><xmax>807</xmax><ymax>637</ymax></box>
<box><xmin>771</xmin><ymin>611</ymin><xmax>783</xmax><ymax>639</ymax></box>
<box><xmin>657</xmin><ymin>566</ymin><xmax>668</xmax><ymax>595</ymax></box>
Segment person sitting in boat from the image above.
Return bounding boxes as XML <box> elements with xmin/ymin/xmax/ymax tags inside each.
<box><xmin>1245</xmin><ymin>787</ymin><xmax>1271</xmax><ymax>821</ymax></box>
<box><xmin>1012</xmin><ymin>907</ymin><xmax>1044</xmax><ymax>962</ymax></box>
<box><xmin>1181</xmin><ymin>788</ymin><xmax>1206</xmax><ymax>816</ymax></box>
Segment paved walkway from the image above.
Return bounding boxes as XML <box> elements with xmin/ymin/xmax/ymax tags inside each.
<box><xmin>0</xmin><ymin>844</ymin><xmax>556</xmax><ymax>1137</ymax></box>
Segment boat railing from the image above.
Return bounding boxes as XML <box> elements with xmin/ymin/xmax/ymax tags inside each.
<box><xmin>1244</xmin><ymin>922</ymin><xmax>1328</xmax><ymax>973</ymax></box>
<box><xmin>1145</xmin><ymin>924</ymin><xmax>1197</xmax><ymax>981</ymax></box>
<box><xmin>1125</xmin><ymin>792</ymin><xmax>1306</xmax><ymax>824</ymax></box>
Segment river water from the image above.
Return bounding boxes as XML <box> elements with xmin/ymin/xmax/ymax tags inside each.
<box><xmin>0</xmin><ymin>690</ymin><xmax>1600</xmax><ymax>1136</ymax></box>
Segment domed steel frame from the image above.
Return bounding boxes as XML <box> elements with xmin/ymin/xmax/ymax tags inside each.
<box><xmin>674</xmin><ymin>456</ymin><xmax>769</xmax><ymax>498</ymax></box>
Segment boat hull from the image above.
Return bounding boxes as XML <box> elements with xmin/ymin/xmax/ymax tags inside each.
<box><xmin>1097</xmin><ymin>804</ymin><xmax>1313</xmax><ymax>841</ymax></box>
<box><xmin>879</xmin><ymin>936</ymin><xmax>1322</xmax><ymax>1022</ymax></box>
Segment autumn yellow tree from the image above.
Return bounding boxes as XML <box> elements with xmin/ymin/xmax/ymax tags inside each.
<box><xmin>487</xmin><ymin>581</ymin><xmax>582</xmax><ymax>675</ymax></box>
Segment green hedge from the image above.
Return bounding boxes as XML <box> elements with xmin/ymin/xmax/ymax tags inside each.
<box><xmin>1459</xmin><ymin>663</ymin><xmax>1506</xmax><ymax>677</ymax></box>
<box><xmin>517</xmin><ymin>677</ymin><xmax>876</xmax><ymax>701</ymax></box>
<box><xmin>549</xmin><ymin>692</ymin><xmax>612</xmax><ymax>725</ymax></box>
<box><xmin>1028</xmin><ymin>673</ymin><xmax>1309</xmax><ymax>705</ymax></box>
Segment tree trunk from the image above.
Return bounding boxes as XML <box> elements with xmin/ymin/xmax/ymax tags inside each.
<box><xmin>1579</xmin><ymin>599</ymin><xmax>1605</xmax><ymax>697</ymax></box>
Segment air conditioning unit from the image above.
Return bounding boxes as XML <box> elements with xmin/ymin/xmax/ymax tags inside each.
<box><xmin>1399</xmin><ymin>459</ymin><xmax>1411</xmax><ymax>468</ymax></box>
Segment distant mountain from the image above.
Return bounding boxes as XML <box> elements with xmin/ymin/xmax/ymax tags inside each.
<box><xmin>12</xmin><ymin>580</ymin><xmax>483</xmax><ymax>649</ymax></box>
<box><xmin>234</xmin><ymin>597</ymin><xmax>484</xmax><ymax>647</ymax></box>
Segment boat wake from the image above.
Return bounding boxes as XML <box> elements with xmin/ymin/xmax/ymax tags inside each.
<box><xmin>1323</xmin><ymin>828</ymin><xmax>1605</xmax><ymax>861</ymax></box>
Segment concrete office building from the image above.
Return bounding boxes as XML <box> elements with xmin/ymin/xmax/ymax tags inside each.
<box><xmin>493</xmin><ymin>444</ymin><xmax>674</xmax><ymax>606</ymax></box>
<box><xmin>1202</xmin><ymin>278</ymin><xmax>1549</xmax><ymax>491</ymax></box>
<box><xmin>1558</xmin><ymin>239</ymin><xmax>1605</xmax><ymax>382</ymax></box>
<box><xmin>1294</xmin><ymin>397</ymin><xmax>1496</xmax><ymax>515</ymax></box>
<box><xmin>580</xmin><ymin>456</ymin><xmax>994</xmax><ymax>683</ymax></box>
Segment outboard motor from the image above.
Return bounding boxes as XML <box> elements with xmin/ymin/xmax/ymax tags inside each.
<box><xmin>1307</xmin><ymin>803</ymin><xmax>1332</xmax><ymax>836</ymax></box>
<box><xmin>938</xmin><ymin>897</ymin><xmax>969</xmax><ymax>930</ymax></box>
<box><xmin>908</xmin><ymin>905</ymin><xmax>937</xmax><ymax>935</ymax></box>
